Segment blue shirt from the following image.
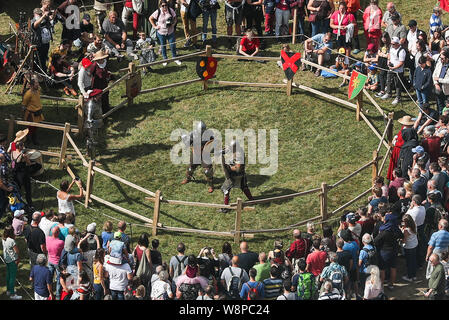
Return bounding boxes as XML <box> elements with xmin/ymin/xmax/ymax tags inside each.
<box><xmin>343</xmin><ymin>241</ymin><xmax>359</xmax><ymax>271</ymax></box>
<box><xmin>369</xmin><ymin>197</ymin><xmax>387</xmax><ymax>212</ymax></box>
<box><xmin>428</xmin><ymin>230</ymin><xmax>449</xmax><ymax>250</ymax></box>
<box><xmin>101</xmin><ymin>231</ymin><xmax>113</xmax><ymax>249</ymax></box>
<box><xmin>311</xmin><ymin>33</ymin><xmax>332</xmax><ymax>52</ymax></box>
<box><xmin>67</xmin><ymin>248</ymin><xmax>82</xmax><ymax>267</ymax></box>
<box><xmin>358</xmin><ymin>244</ymin><xmax>374</xmax><ymax>274</ymax></box>
<box><xmin>30</xmin><ymin>265</ymin><xmax>52</xmax><ymax>297</ymax></box>
<box><xmin>239</xmin><ymin>281</ymin><xmax>265</xmax><ymax>299</ymax></box>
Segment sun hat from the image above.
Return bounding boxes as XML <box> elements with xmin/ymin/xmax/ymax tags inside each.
<box><xmin>397</xmin><ymin>115</ymin><xmax>415</xmax><ymax>126</ymax></box>
<box><xmin>92</xmin><ymin>50</ymin><xmax>109</xmax><ymax>61</ymax></box>
<box><xmin>14</xmin><ymin>129</ymin><xmax>29</xmax><ymax>143</ymax></box>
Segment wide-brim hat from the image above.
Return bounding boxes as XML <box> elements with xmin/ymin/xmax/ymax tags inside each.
<box><xmin>398</xmin><ymin>115</ymin><xmax>414</xmax><ymax>126</ymax></box>
<box><xmin>14</xmin><ymin>129</ymin><xmax>29</xmax><ymax>142</ymax></box>
<box><xmin>92</xmin><ymin>50</ymin><xmax>109</xmax><ymax>61</ymax></box>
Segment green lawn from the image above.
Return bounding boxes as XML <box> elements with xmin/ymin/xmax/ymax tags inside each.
<box><xmin>0</xmin><ymin>0</ymin><xmax>433</xmax><ymax>299</ymax></box>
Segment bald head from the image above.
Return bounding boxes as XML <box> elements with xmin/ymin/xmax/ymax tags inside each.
<box><xmin>240</xmin><ymin>241</ymin><xmax>248</xmax><ymax>253</ymax></box>
<box><xmin>259</xmin><ymin>252</ymin><xmax>267</xmax><ymax>263</ymax></box>
<box><xmin>387</xmin><ymin>2</ymin><xmax>395</xmax><ymax>10</ymax></box>
<box><xmin>231</xmin><ymin>255</ymin><xmax>239</xmax><ymax>266</ymax></box>
<box><xmin>430</xmin><ymin>253</ymin><xmax>440</xmax><ymax>266</ymax></box>
<box><xmin>439</xmin><ymin>219</ymin><xmax>449</xmax><ymax>230</ymax></box>
<box><xmin>293</xmin><ymin>229</ymin><xmax>301</xmax><ymax>239</ymax></box>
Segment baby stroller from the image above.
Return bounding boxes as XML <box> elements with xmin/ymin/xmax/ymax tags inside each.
<box><xmin>7</xmin><ymin>181</ymin><xmax>34</xmax><ymax>221</ymax></box>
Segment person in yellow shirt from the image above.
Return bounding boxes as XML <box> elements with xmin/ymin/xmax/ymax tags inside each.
<box><xmin>22</xmin><ymin>78</ymin><xmax>44</xmax><ymax>145</ymax></box>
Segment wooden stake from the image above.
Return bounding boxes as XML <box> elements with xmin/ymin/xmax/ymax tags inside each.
<box><xmin>234</xmin><ymin>198</ymin><xmax>243</xmax><ymax>244</ymax></box>
<box><xmin>356</xmin><ymin>93</ymin><xmax>362</xmax><ymax>121</ymax></box>
<box><xmin>7</xmin><ymin>115</ymin><xmax>15</xmax><ymax>143</ymax></box>
<box><xmin>77</xmin><ymin>95</ymin><xmax>84</xmax><ymax>138</ymax></box>
<box><xmin>152</xmin><ymin>190</ymin><xmax>162</xmax><ymax>237</ymax></box>
<box><xmin>372</xmin><ymin>150</ymin><xmax>378</xmax><ymax>183</ymax></box>
<box><xmin>127</xmin><ymin>62</ymin><xmax>136</xmax><ymax>107</ymax></box>
<box><xmin>387</xmin><ymin>112</ymin><xmax>394</xmax><ymax>147</ymax></box>
<box><xmin>320</xmin><ymin>182</ymin><xmax>328</xmax><ymax>228</ymax></box>
<box><xmin>287</xmin><ymin>79</ymin><xmax>293</xmax><ymax>96</ymax></box>
<box><xmin>292</xmin><ymin>8</ymin><xmax>298</xmax><ymax>44</ymax></box>
<box><xmin>58</xmin><ymin>122</ymin><xmax>71</xmax><ymax>169</ymax></box>
<box><xmin>85</xmin><ymin>160</ymin><xmax>94</xmax><ymax>208</ymax></box>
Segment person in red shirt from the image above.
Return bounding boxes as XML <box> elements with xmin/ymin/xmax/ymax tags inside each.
<box><xmin>421</xmin><ymin>126</ymin><xmax>441</xmax><ymax>163</ymax></box>
<box><xmin>305</xmin><ymin>239</ymin><xmax>327</xmax><ymax>277</ymax></box>
<box><xmin>285</xmin><ymin>229</ymin><xmax>309</xmax><ymax>265</ymax></box>
<box><xmin>238</xmin><ymin>29</ymin><xmax>261</xmax><ymax>57</ymax></box>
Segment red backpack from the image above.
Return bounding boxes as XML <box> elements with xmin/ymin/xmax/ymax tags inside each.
<box><xmin>245</xmin><ymin>282</ymin><xmax>262</xmax><ymax>300</ymax></box>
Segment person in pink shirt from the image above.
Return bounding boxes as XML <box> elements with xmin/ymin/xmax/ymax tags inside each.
<box><xmin>305</xmin><ymin>238</ymin><xmax>328</xmax><ymax>277</ymax></box>
<box><xmin>363</xmin><ymin>0</ymin><xmax>383</xmax><ymax>51</ymax></box>
<box><xmin>12</xmin><ymin>210</ymin><xmax>27</xmax><ymax>236</ymax></box>
<box><xmin>46</xmin><ymin>226</ymin><xmax>65</xmax><ymax>300</ymax></box>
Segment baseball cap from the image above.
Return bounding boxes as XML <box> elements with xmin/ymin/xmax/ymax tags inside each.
<box><xmin>408</xmin><ymin>20</ymin><xmax>417</xmax><ymax>27</ymax></box>
<box><xmin>86</xmin><ymin>222</ymin><xmax>96</xmax><ymax>233</ymax></box>
<box><xmin>83</xmin><ymin>13</ymin><xmax>91</xmax><ymax>21</ymax></box>
<box><xmin>391</xmin><ymin>37</ymin><xmax>400</xmax><ymax>44</ymax></box>
<box><xmin>114</xmin><ymin>231</ymin><xmax>122</xmax><ymax>239</ymax></box>
<box><xmin>14</xmin><ymin>210</ymin><xmax>25</xmax><ymax>218</ymax></box>
<box><xmin>368</xmin><ymin>63</ymin><xmax>377</xmax><ymax>71</ymax></box>
<box><xmin>346</xmin><ymin>213</ymin><xmax>357</xmax><ymax>224</ymax></box>
<box><xmin>367</xmin><ymin>43</ymin><xmax>376</xmax><ymax>52</ymax></box>
<box><xmin>412</xmin><ymin>146</ymin><xmax>425</xmax><ymax>154</ymax></box>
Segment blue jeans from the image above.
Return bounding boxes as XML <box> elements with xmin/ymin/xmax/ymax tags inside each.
<box><xmin>435</xmin><ymin>89</ymin><xmax>447</xmax><ymax>115</ymax></box>
<box><xmin>111</xmin><ymin>289</ymin><xmax>125</xmax><ymax>300</ymax></box>
<box><xmin>156</xmin><ymin>31</ymin><xmax>177</xmax><ymax>60</ymax></box>
<box><xmin>415</xmin><ymin>88</ymin><xmax>430</xmax><ymax>106</ymax></box>
<box><xmin>275</xmin><ymin>8</ymin><xmax>290</xmax><ymax>37</ymax></box>
<box><xmin>404</xmin><ymin>247</ymin><xmax>417</xmax><ymax>278</ymax></box>
<box><xmin>311</xmin><ymin>20</ymin><xmax>324</xmax><ymax>37</ymax></box>
<box><xmin>93</xmin><ymin>283</ymin><xmax>104</xmax><ymax>300</ymax></box>
<box><xmin>48</xmin><ymin>262</ymin><xmax>61</xmax><ymax>298</ymax></box>
<box><xmin>202</xmin><ymin>9</ymin><xmax>217</xmax><ymax>41</ymax></box>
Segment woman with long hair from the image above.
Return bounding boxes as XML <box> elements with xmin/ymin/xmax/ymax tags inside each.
<box><xmin>400</xmin><ymin>214</ymin><xmax>418</xmax><ymax>282</ymax></box>
<box><xmin>374</xmin><ymin>32</ymin><xmax>391</xmax><ymax>99</ymax></box>
<box><xmin>2</xmin><ymin>226</ymin><xmax>21</xmax><ymax>300</ymax></box>
<box><xmin>363</xmin><ymin>265</ymin><xmax>384</xmax><ymax>299</ymax></box>
<box><xmin>133</xmin><ymin>233</ymin><xmax>153</xmax><ymax>295</ymax></box>
<box><xmin>429</xmin><ymin>27</ymin><xmax>446</xmax><ymax>57</ymax></box>
<box><xmin>93</xmin><ymin>248</ymin><xmax>108</xmax><ymax>300</ymax></box>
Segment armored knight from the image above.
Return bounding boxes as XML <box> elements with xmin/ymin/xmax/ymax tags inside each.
<box><xmin>220</xmin><ymin>140</ymin><xmax>253</xmax><ymax>213</ymax></box>
<box><xmin>93</xmin><ymin>0</ymin><xmax>110</xmax><ymax>34</ymax></box>
<box><xmin>84</xmin><ymin>89</ymin><xmax>104</xmax><ymax>160</ymax></box>
<box><xmin>181</xmin><ymin>121</ymin><xmax>215</xmax><ymax>193</ymax></box>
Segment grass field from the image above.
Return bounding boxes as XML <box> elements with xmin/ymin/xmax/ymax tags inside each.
<box><xmin>0</xmin><ymin>0</ymin><xmax>437</xmax><ymax>299</ymax></box>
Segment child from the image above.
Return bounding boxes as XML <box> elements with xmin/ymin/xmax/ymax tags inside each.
<box><xmin>413</xmin><ymin>55</ymin><xmax>432</xmax><ymax>107</ymax></box>
<box><xmin>135</xmin><ymin>32</ymin><xmax>157</xmax><ymax>75</ymax></box>
<box><xmin>102</xmin><ymin>220</ymin><xmax>114</xmax><ymax>250</ymax></box>
<box><xmin>332</xmin><ymin>47</ymin><xmax>350</xmax><ymax>87</ymax></box>
<box><xmin>59</xmin><ymin>265</ymin><xmax>75</xmax><ymax>300</ymax></box>
<box><xmin>12</xmin><ymin>209</ymin><xmax>27</xmax><ymax>236</ymax></box>
<box><xmin>263</xmin><ymin>0</ymin><xmax>276</xmax><ymax>35</ymax></box>
<box><xmin>76</xmin><ymin>270</ymin><xmax>92</xmax><ymax>300</ymax></box>
<box><xmin>238</xmin><ymin>29</ymin><xmax>262</xmax><ymax>59</ymax></box>
<box><xmin>365</xmin><ymin>65</ymin><xmax>379</xmax><ymax>91</ymax></box>
<box><xmin>135</xmin><ymin>285</ymin><xmax>146</xmax><ymax>300</ymax></box>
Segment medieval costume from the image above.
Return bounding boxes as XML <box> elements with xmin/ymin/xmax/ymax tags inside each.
<box><xmin>84</xmin><ymin>89</ymin><xmax>104</xmax><ymax>160</ymax></box>
<box><xmin>91</xmin><ymin>50</ymin><xmax>111</xmax><ymax>114</ymax></box>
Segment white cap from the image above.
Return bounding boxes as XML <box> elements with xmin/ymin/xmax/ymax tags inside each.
<box><xmin>14</xmin><ymin>209</ymin><xmax>25</xmax><ymax>218</ymax></box>
<box><xmin>391</xmin><ymin>37</ymin><xmax>400</xmax><ymax>44</ymax></box>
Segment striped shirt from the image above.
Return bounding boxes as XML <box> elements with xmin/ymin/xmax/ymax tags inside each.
<box><xmin>429</xmin><ymin>13</ymin><xmax>443</xmax><ymax>35</ymax></box>
<box><xmin>262</xmin><ymin>278</ymin><xmax>283</xmax><ymax>300</ymax></box>
<box><xmin>428</xmin><ymin>230</ymin><xmax>449</xmax><ymax>251</ymax></box>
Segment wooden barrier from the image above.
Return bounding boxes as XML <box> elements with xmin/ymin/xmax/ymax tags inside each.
<box><xmin>5</xmin><ymin>119</ymin><xmax>80</xmax><ymax>134</ymax></box>
<box><xmin>210</xmin><ymin>53</ymin><xmax>279</xmax><ymax>62</ymax></box>
<box><xmin>234</xmin><ymin>198</ymin><xmax>243</xmax><ymax>244</ymax></box>
<box><xmin>320</xmin><ymin>182</ymin><xmax>328</xmax><ymax>229</ymax></box>
<box><xmin>66</xmin><ymin>132</ymin><xmax>88</xmax><ymax>166</ymax></box>
<box><xmin>40</xmin><ymin>95</ymin><xmax>79</xmax><ymax>103</ymax></box>
<box><xmin>102</xmin><ymin>99</ymin><xmax>128</xmax><ymax>119</ymax></box>
<box><xmin>58</xmin><ymin>123</ymin><xmax>71</xmax><ymax>169</ymax></box>
<box><xmin>207</xmin><ymin>80</ymin><xmax>286</xmax><ymax>88</ymax></box>
<box><xmin>76</xmin><ymin>95</ymin><xmax>84</xmax><ymax>138</ymax></box>
<box><xmin>138</xmin><ymin>78</ymin><xmax>203</xmax><ymax>96</ymax></box>
<box><xmin>85</xmin><ymin>160</ymin><xmax>94</xmax><ymax>208</ymax></box>
<box><xmin>152</xmin><ymin>190</ymin><xmax>161</xmax><ymax>237</ymax></box>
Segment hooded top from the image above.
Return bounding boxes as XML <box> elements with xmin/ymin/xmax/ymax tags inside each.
<box><xmin>398</xmin><ymin>128</ymin><xmax>419</xmax><ymax>179</ymax></box>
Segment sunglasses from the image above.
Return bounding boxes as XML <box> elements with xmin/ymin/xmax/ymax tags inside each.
<box><xmin>161</xmin><ymin>4</ymin><xmax>167</xmax><ymax>7</ymax></box>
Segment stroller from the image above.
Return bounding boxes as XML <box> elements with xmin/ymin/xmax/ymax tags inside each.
<box><xmin>6</xmin><ymin>181</ymin><xmax>34</xmax><ymax>222</ymax></box>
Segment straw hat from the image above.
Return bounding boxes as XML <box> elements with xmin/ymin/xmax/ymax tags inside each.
<box><xmin>397</xmin><ymin>115</ymin><xmax>414</xmax><ymax>126</ymax></box>
<box><xmin>92</xmin><ymin>50</ymin><xmax>109</xmax><ymax>61</ymax></box>
<box><xmin>14</xmin><ymin>129</ymin><xmax>29</xmax><ymax>142</ymax></box>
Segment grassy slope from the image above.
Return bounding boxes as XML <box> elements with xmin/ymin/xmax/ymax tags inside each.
<box><xmin>0</xmin><ymin>0</ymin><xmax>436</xmax><ymax>299</ymax></box>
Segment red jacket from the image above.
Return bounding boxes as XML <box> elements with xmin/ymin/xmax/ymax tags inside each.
<box><xmin>422</xmin><ymin>136</ymin><xmax>441</xmax><ymax>163</ymax></box>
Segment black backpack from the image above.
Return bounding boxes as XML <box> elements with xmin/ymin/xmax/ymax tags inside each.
<box><xmin>179</xmin><ymin>282</ymin><xmax>201</xmax><ymax>300</ymax></box>
<box><xmin>174</xmin><ymin>256</ymin><xmax>187</xmax><ymax>278</ymax></box>
<box><xmin>227</xmin><ymin>267</ymin><xmax>243</xmax><ymax>299</ymax></box>
<box><xmin>363</xmin><ymin>247</ymin><xmax>378</xmax><ymax>267</ymax></box>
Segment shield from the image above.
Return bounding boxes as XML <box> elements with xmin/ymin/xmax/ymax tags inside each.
<box><xmin>280</xmin><ymin>50</ymin><xmax>301</xmax><ymax>80</ymax></box>
<box><xmin>196</xmin><ymin>57</ymin><xmax>218</xmax><ymax>80</ymax></box>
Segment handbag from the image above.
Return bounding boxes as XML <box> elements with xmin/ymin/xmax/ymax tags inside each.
<box><xmin>132</xmin><ymin>0</ymin><xmax>144</xmax><ymax>14</ymax></box>
<box><xmin>136</xmin><ymin>249</ymin><xmax>152</xmax><ymax>283</ymax></box>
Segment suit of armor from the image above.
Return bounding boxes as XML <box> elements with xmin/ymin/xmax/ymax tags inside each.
<box><xmin>84</xmin><ymin>97</ymin><xmax>103</xmax><ymax>159</ymax></box>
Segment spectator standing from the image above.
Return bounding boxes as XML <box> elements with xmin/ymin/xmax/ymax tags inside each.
<box><xmin>151</xmin><ymin>270</ymin><xmax>174</xmax><ymax>300</ymax></box>
<box><xmin>340</xmin><ymin>229</ymin><xmax>360</xmax><ymax>298</ymax></box>
<box><xmin>57</xmin><ymin>179</ymin><xmax>83</xmax><ymax>215</ymax></box>
<box><xmin>422</xmin><ymin>126</ymin><xmax>441</xmax><ymax>164</ymax></box>
<box><xmin>274</xmin><ymin>0</ymin><xmax>292</xmax><ymax>41</ymax></box>
<box><xmin>253</xmin><ymin>252</ymin><xmax>271</xmax><ymax>281</ymax></box>
<box><xmin>319</xmin><ymin>251</ymin><xmax>349</xmax><ymax>294</ymax></box>
<box><xmin>179</xmin><ymin>0</ymin><xmax>198</xmax><ymax>48</ymax></box>
<box><xmin>224</xmin><ymin>0</ymin><xmax>245</xmax><ymax>49</ymax></box>
<box><xmin>169</xmin><ymin>242</ymin><xmax>188</xmax><ymax>284</ymax></box>
<box><xmin>429</xmin><ymin>6</ymin><xmax>444</xmax><ymax>37</ymax></box>
<box><xmin>286</xmin><ymin>229</ymin><xmax>310</xmax><ymax>267</ymax></box>
<box><xmin>292</xmin><ymin>258</ymin><xmax>317</xmax><ymax>300</ymax></box>
<box><xmin>400</xmin><ymin>214</ymin><xmax>419</xmax><ymax>282</ymax></box>
<box><xmin>263</xmin><ymin>0</ymin><xmax>276</xmax><ymax>35</ymax></box>
<box><xmin>46</xmin><ymin>226</ymin><xmax>64</xmax><ymax>299</ymax></box>
<box><xmin>374</xmin><ymin>32</ymin><xmax>390</xmax><ymax>99</ymax></box>
<box><xmin>426</xmin><ymin>219</ymin><xmax>449</xmax><ymax>277</ymax></box>
<box><xmin>239</xmin><ymin>267</ymin><xmax>265</xmax><ymax>299</ymax></box>
<box><xmin>56</xmin><ymin>0</ymin><xmax>81</xmax><ymax>49</ymax></box>
<box><xmin>358</xmin><ymin>233</ymin><xmax>377</xmax><ymax>288</ymax></box>
<box><xmin>363</xmin><ymin>0</ymin><xmax>382</xmax><ymax>51</ymax></box>
<box><xmin>101</xmin><ymin>220</ymin><xmax>114</xmax><ymax>250</ymax></box>
<box><xmin>38</xmin><ymin>210</ymin><xmax>56</xmax><ymax>237</ymax></box>
<box><xmin>149</xmin><ymin>0</ymin><xmax>181</xmax><ymax>65</ymax></box>
<box><xmin>382</xmin><ymin>36</ymin><xmax>406</xmax><ymax>105</ymax></box>
<box><xmin>307</xmin><ymin>0</ymin><xmax>333</xmax><ymax>37</ymax></box>
<box><xmin>151</xmin><ymin>239</ymin><xmax>163</xmax><ymax>271</ymax></box>
<box><xmin>363</xmin><ymin>265</ymin><xmax>384</xmax><ymax>299</ymax></box>
<box><xmin>414</xmin><ymin>56</ymin><xmax>433</xmax><ymax>108</ymax></box>
<box><xmin>23</xmin><ymin>212</ymin><xmax>47</xmax><ymax>267</ymax></box>
<box><xmin>432</xmin><ymin>47</ymin><xmax>449</xmax><ymax>114</ymax></box>
<box><xmin>305</xmin><ymin>238</ymin><xmax>327</xmax><ymax>277</ymax></box>
<box><xmin>429</xmin><ymin>27</ymin><xmax>445</xmax><ymax>57</ymax></box>
<box><xmin>30</xmin><ymin>254</ymin><xmax>54</xmax><ymax>300</ymax></box>
<box><xmin>22</xmin><ymin>78</ymin><xmax>44</xmax><ymax>146</ymax></box>
<box><xmin>262</xmin><ymin>265</ymin><xmax>283</xmax><ymax>300</ymax></box>
<box><xmin>93</xmin><ymin>248</ymin><xmax>108</xmax><ymax>300</ymax></box>
<box><xmin>201</xmin><ymin>0</ymin><xmax>219</xmax><ymax>47</ymax></box>
<box><xmin>330</xmin><ymin>1</ymin><xmax>356</xmax><ymax>57</ymax></box>
<box><xmin>122</xmin><ymin>0</ymin><xmax>140</xmax><ymax>40</ymax></box>
<box><xmin>276</xmin><ymin>280</ymin><xmax>296</xmax><ymax>300</ymax></box>
<box><xmin>12</xmin><ymin>209</ymin><xmax>27</xmax><ymax>236</ymax></box>
<box><xmin>381</xmin><ymin>2</ymin><xmax>401</xmax><ymax>29</ymax></box>
<box><xmin>318</xmin><ymin>281</ymin><xmax>342</xmax><ymax>300</ymax></box>
<box><xmin>220</xmin><ymin>256</ymin><xmax>249</xmax><ymax>300</ymax></box>
<box><xmin>346</xmin><ymin>0</ymin><xmax>361</xmax><ymax>54</ymax></box>
<box><xmin>2</xmin><ymin>226</ymin><xmax>22</xmax><ymax>300</ymax></box>
<box><xmin>425</xmin><ymin>253</ymin><xmax>446</xmax><ymax>299</ymax></box>
<box><xmin>237</xmin><ymin>241</ymin><xmax>259</xmax><ymax>273</ymax></box>
<box><xmin>103</xmin><ymin>258</ymin><xmax>134</xmax><ymax>300</ymax></box>
<box><xmin>31</xmin><ymin>7</ymin><xmax>53</xmax><ymax>69</ymax></box>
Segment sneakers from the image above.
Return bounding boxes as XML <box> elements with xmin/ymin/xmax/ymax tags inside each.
<box><xmin>375</xmin><ymin>91</ymin><xmax>384</xmax><ymax>98</ymax></box>
<box><xmin>392</xmin><ymin>97</ymin><xmax>401</xmax><ymax>105</ymax></box>
<box><xmin>162</xmin><ymin>62</ymin><xmax>168</xmax><ymax>66</ymax></box>
<box><xmin>63</xmin><ymin>87</ymin><xmax>71</xmax><ymax>96</ymax></box>
<box><xmin>69</xmin><ymin>88</ymin><xmax>78</xmax><ymax>96</ymax></box>
<box><xmin>381</xmin><ymin>93</ymin><xmax>391</xmax><ymax>100</ymax></box>
<box><xmin>10</xmin><ymin>294</ymin><xmax>22</xmax><ymax>300</ymax></box>
<box><xmin>184</xmin><ymin>39</ymin><xmax>192</xmax><ymax>48</ymax></box>
<box><xmin>402</xmin><ymin>276</ymin><xmax>413</xmax><ymax>282</ymax></box>
<box><xmin>175</xmin><ymin>60</ymin><xmax>182</xmax><ymax>66</ymax></box>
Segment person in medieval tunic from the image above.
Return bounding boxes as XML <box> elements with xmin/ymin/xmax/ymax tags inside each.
<box><xmin>91</xmin><ymin>50</ymin><xmax>111</xmax><ymax>114</ymax></box>
<box><xmin>22</xmin><ymin>78</ymin><xmax>44</xmax><ymax>146</ymax></box>
<box><xmin>220</xmin><ymin>140</ymin><xmax>253</xmax><ymax>213</ymax></box>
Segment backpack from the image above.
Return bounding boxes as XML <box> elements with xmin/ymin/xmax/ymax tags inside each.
<box><xmin>179</xmin><ymin>283</ymin><xmax>201</xmax><ymax>300</ymax></box>
<box><xmin>297</xmin><ymin>272</ymin><xmax>316</xmax><ymax>300</ymax></box>
<box><xmin>174</xmin><ymin>256</ymin><xmax>187</xmax><ymax>279</ymax></box>
<box><xmin>245</xmin><ymin>282</ymin><xmax>261</xmax><ymax>300</ymax></box>
<box><xmin>59</xmin><ymin>249</ymin><xmax>68</xmax><ymax>269</ymax></box>
<box><xmin>227</xmin><ymin>267</ymin><xmax>243</xmax><ymax>299</ymax></box>
<box><xmin>329</xmin><ymin>269</ymin><xmax>344</xmax><ymax>294</ymax></box>
<box><xmin>363</xmin><ymin>247</ymin><xmax>378</xmax><ymax>267</ymax></box>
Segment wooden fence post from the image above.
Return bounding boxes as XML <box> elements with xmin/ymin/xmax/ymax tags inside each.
<box><xmin>372</xmin><ymin>150</ymin><xmax>378</xmax><ymax>183</ymax></box>
<box><xmin>77</xmin><ymin>95</ymin><xmax>85</xmax><ymax>138</ymax></box>
<box><xmin>387</xmin><ymin>112</ymin><xmax>394</xmax><ymax>147</ymax></box>
<box><xmin>127</xmin><ymin>62</ymin><xmax>136</xmax><ymax>107</ymax></box>
<box><xmin>287</xmin><ymin>79</ymin><xmax>293</xmax><ymax>96</ymax></box>
<box><xmin>320</xmin><ymin>182</ymin><xmax>328</xmax><ymax>228</ymax></box>
<box><xmin>356</xmin><ymin>94</ymin><xmax>363</xmax><ymax>121</ymax></box>
<box><xmin>292</xmin><ymin>8</ymin><xmax>298</xmax><ymax>44</ymax></box>
<box><xmin>85</xmin><ymin>160</ymin><xmax>94</xmax><ymax>208</ymax></box>
<box><xmin>7</xmin><ymin>115</ymin><xmax>15</xmax><ymax>143</ymax></box>
<box><xmin>152</xmin><ymin>190</ymin><xmax>162</xmax><ymax>237</ymax></box>
<box><xmin>58</xmin><ymin>122</ymin><xmax>71</xmax><ymax>169</ymax></box>
<box><xmin>234</xmin><ymin>198</ymin><xmax>243</xmax><ymax>244</ymax></box>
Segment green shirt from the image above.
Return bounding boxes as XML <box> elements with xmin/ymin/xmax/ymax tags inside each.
<box><xmin>253</xmin><ymin>262</ymin><xmax>271</xmax><ymax>282</ymax></box>
<box><xmin>429</xmin><ymin>263</ymin><xmax>446</xmax><ymax>295</ymax></box>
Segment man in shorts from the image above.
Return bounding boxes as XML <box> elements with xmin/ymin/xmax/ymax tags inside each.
<box><xmin>225</xmin><ymin>0</ymin><xmax>245</xmax><ymax>49</ymax></box>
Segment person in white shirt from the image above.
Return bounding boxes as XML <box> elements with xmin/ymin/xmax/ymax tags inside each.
<box><xmin>103</xmin><ymin>260</ymin><xmax>133</xmax><ymax>300</ymax></box>
<box><xmin>381</xmin><ymin>36</ymin><xmax>407</xmax><ymax>105</ymax></box>
<box><xmin>38</xmin><ymin>210</ymin><xmax>57</xmax><ymax>237</ymax></box>
<box><xmin>150</xmin><ymin>270</ymin><xmax>174</xmax><ymax>300</ymax></box>
<box><xmin>57</xmin><ymin>179</ymin><xmax>84</xmax><ymax>215</ymax></box>
<box><xmin>406</xmin><ymin>194</ymin><xmax>426</xmax><ymax>228</ymax></box>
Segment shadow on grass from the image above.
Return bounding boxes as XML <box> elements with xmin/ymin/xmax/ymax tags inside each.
<box><xmin>99</xmin><ymin>142</ymin><xmax>172</xmax><ymax>163</ymax></box>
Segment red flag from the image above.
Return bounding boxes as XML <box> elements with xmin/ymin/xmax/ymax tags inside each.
<box><xmin>440</xmin><ymin>0</ymin><xmax>449</xmax><ymax>12</ymax></box>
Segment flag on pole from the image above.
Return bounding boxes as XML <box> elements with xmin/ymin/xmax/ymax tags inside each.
<box><xmin>440</xmin><ymin>0</ymin><xmax>449</xmax><ymax>12</ymax></box>
<box><xmin>347</xmin><ymin>70</ymin><xmax>368</xmax><ymax>100</ymax></box>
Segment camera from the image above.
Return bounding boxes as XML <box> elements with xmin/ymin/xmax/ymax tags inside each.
<box><xmin>388</xmin><ymin>62</ymin><xmax>394</xmax><ymax>68</ymax></box>
<box><xmin>166</xmin><ymin>17</ymin><xmax>173</xmax><ymax>27</ymax></box>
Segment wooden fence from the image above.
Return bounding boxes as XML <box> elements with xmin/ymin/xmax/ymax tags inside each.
<box><xmin>4</xmin><ymin>46</ymin><xmax>395</xmax><ymax>243</ymax></box>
